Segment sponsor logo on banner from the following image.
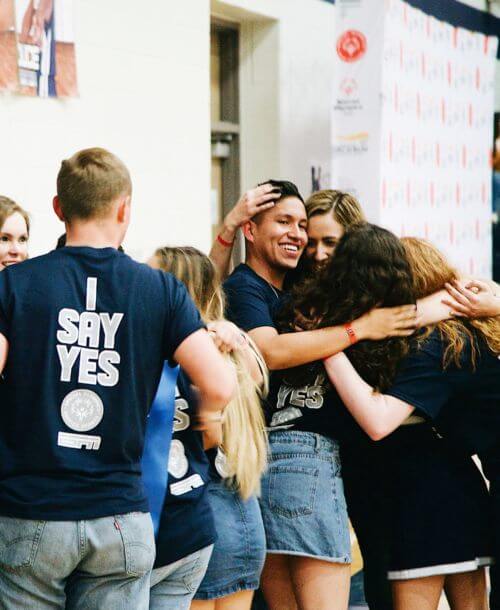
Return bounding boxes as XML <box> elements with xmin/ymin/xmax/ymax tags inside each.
<box><xmin>340</xmin><ymin>77</ymin><xmax>358</xmax><ymax>96</ymax></box>
<box><xmin>337</xmin><ymin>30</ymin><xmax>367</xmax><ymax>63</ymax></box>
<box><xmin>332</xmin><ymin>132</ymin><xmax>369</xmax><ymax>156</ymax></box>
<box><xmin>335</xmin><ymin>79</ymin><xmax>362</xmax><ymax>115</ymax></box>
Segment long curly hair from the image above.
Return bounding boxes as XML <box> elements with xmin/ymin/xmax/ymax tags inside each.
<box><xmin>277</xmin><ymin>223</ymin><xmax>416</xmax><ymax>391</ymax></box>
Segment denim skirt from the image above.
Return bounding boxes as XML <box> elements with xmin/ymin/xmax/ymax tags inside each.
<box><xmin>259</xmin><ymin>430</ymin><xmax>351</xmax><ymax>563</ymax></box>
<box><xmin>194</xmin><ymin>479</ymin><xmax>266</xmax><ymax>599</ymax></box>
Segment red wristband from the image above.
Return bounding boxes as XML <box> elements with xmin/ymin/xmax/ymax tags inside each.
<box><xmin>217</xmin><ymin>234</ymin><xmax>233</xmax><ymax>247</ymax></box>
<box><xmin>344</xmin><ymin>323</ymin><xmax>358</xmax><ymax>345</ymax></box>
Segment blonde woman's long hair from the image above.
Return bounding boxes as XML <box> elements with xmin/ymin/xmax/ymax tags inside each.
<box><xmin>154</xmin><ymin>246</ymin><xmax>268</xmax><ymax>499</ymax></box>
<box><xmin>401</xmin><ymin>237</ymin><xmax>500</xmax><ymax>367</ymax></box>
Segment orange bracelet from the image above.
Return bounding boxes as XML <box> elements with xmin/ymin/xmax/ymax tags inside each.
<box><xmin>217</xmin><ymin>234</ymin><xmax>233</xmax><ymax>247</ymax></box>
<box><xmin>344</xmin><ymin>323</ymin><xmax>358</xmax><ymax>345</ymax></box>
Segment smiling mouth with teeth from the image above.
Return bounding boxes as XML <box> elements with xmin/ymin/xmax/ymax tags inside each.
<box><xmin>281</xmin><ymin>244</ymin><xmax>299</xmax><ymax>252</ymax></box>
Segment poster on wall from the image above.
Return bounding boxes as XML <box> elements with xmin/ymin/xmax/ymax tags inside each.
<box><xmin>0</xmin><ymin>0</ymin><xmax>18</xmax><ymax>91</ymax></box>
<box><xmin>0</xmin><ymin>0</ymin><xmax>77</xmax><ymax>97</ymax></box>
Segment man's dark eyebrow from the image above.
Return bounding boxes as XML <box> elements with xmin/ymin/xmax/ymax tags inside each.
<box><xmin>275</xmin><ymin>213</ymin><xmax>307</xmax><ymax>222</ymax></box>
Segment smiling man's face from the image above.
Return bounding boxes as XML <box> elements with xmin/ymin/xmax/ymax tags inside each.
<box><xmin>249</xmin><ymin>196</ymin><xmax>308</xmax><ymax>272</ymax></box>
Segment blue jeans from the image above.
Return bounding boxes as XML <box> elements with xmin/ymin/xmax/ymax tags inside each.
<box><xmin>150</xmin><ymin>544</ymin><xmax>214</xmax><ymax>609</ymax></box>
<box><xmin>0</xmin><ymin>512</ymin><xmax>155</xmax><ymax>610</ymax></box>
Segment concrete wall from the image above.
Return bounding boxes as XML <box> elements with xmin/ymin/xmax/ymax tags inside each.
<box><xmin>212</xmin><ymin>0</ymin><xmax>335</xmax><ymax>198</ymax></box>
<box><xmin>0</xmin><ymin>0</ymin><xmax>211</xmax><ymax>260</ymax></box>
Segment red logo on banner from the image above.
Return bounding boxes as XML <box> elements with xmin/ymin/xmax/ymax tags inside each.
<box><xmin>337</xmin><ymin>30</ymin><xmax>367</xmax><ymax>63</ymax></box>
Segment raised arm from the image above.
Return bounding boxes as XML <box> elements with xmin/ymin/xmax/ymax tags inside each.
<box><xmin>249</xmin><ymin>305</ymin><xmax>418</xmax><ymax>370</ymax></box>
<box><xmin>209</xmin><ymin>184</ymin><xmax>280</xmax><ymax>279</ymax></box>
<box><xmin>323</xmin><ymin>352</ymin><xmax>414</xmax><ymax>440</ymax></box>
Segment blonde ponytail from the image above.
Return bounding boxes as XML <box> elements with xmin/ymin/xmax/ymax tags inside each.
<box><xmin>152</xmin><ymin>246</ymin><xmax>269</xmax><ymax>499</ymax></box>
<box><xmin>221</xmin><ymin>337</ymin><xmax>268</xmax><ymax>499</ymax></box>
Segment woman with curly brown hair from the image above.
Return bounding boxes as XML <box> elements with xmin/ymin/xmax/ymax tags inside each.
<box><xmin>315</xmin><ymin>232</ymin><xmax>499</xmax><ymax>610</ymax></box>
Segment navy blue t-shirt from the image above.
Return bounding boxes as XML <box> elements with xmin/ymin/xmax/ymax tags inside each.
<box><xmin>386</xmin><ymin>329</ymin><xmax>500</xmax><ymax>454</ymax></box>
<box><xmin>224</xmin><ymin>262</ymin><xmax>367</xmax><ymax>443</ymax></box>
<box><xmin>154</xmin><ymin>370</ymin><xmax>216</xmax><ymax>567</ymax></box>
<box><xmin>224</xmin><ymin>263</ymin><xmax>284</xmax><ymax>332</ymax></box>
<box><xmin>0</xmin><ymin>247</ymin><xmax>204</xmax><ymax>520</ymax></box>
<box><xmin>265</xmin><ymin>366</ymin><xmax>370</xmax><ymax>444</ymax></box>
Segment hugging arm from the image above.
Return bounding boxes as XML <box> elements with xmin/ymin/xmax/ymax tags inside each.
<box><xmin>322</xmin><ymin>353</ymin><xmax>414</xmax><ymax>440</ymax></box>
<box><xmin>250</xmin><ymin>305</ymin><xmax>418</xmax><ymax>371</ymax></box>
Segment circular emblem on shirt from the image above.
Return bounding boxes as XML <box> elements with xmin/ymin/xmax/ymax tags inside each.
<box><xmin>60</xmin><ymin>389</ymin><xmax>104</xmax><ymax>432</ymax></box>
<box><xmin>215</xmin><ymin>448</ymin><xmax>229</xmax><ymax>479</ymax></box>
<box><xmin>168</xmin><ymin>439</ymin><xmax>189</xmax><ymax>479</ymax></box>
<box><xmin>336</xmin><ymin>30</ymin><xmax>367</xmax><ymax>63</ymax></box>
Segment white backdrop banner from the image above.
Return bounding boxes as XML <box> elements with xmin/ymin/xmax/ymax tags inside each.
<box><xmin>331</xmin><ymin>0</ymin><xmax>498</xmax><ymax>276</ymax></box>
<box><xmin>331</xmin><ymin>0</ymin><xmax>385</xmax><ymax>220</ymax></box>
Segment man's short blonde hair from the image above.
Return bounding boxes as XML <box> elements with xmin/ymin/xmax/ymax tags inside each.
<box><xmin>57</xmin><ymin>148</ymin><xmax>132</xmax><ymax>221</ymax></box>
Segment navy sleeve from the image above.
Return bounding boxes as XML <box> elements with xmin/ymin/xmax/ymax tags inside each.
<box><xmin>225</xmin><ymin>282</ymin><xmax>276</xmax><ymax>331</ymax></box>
<box><xmin>0</xmin><ymin>272</ymin><xmax>10</xmax><ymax>340</ymax></box>
<box><xmin>385</xmin><ymin>337</ymin><xmax>453</xmax><ymax>420</ymax></box>
<box><xmin>162</xmin><ymin>273</ymin><xmax>205</xmax><ymax>361</ymax></box>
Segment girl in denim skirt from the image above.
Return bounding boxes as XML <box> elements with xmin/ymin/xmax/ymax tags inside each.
<box><xmin>258</xmin><ymin>191</ymin><xmax>368</xmax><ymax>610</ymax></box>
<box><xmin>153</xmin><ymin>247</ymin><xmax>269</xmax><ymax>610</ymax></box>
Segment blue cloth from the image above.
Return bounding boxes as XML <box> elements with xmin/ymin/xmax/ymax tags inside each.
<box><xmin>223</xmin><ymin>264</ymin><xmax>284</xmax><ymax>332</ymax></box>
<box><xmin>150</xmin><ymin>544</ymin><xmax>214</xmax><ymax>610</ymax></box>
<box><xmin>385</xmin><ymin>329</ymin><xmax>500</xmax><ymax>454</ymax></box>
<box><xmin>0</xmin><ymin>246</ymin><xmax>203</xmax><ymax>520</ymax></box>
<box><xmin>142</xmin><ymin>363</ymin><xmax>179</xmax><ymax>535</ymax></box>
<box><xmin>265</xmin><ymin>365</ymin><xmax>360</xmax><ymax>442</ymax></box>
<box><xmin>154</xmin><ymin>371</ymin><xmax>216</xmax><ymax>568</ymax></box>
<box><xmin>0</xmin><ymin>511</ymin><xmax>155</xmax><ymax>609</ymax></box>
<box><xmin>260</xmin><ymin>431</ymin><xmax>351</xmax><ymax>563</ymax></box>
<box><xmin>194</xmin><ymin>480</ymin><xmax>266</xmax><ymax>600</ymax></box>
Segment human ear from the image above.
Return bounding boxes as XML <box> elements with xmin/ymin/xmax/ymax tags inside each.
<box><xmin>117</xmin><ymin>195</ymin><xmax>131</xmax><ymax>224</ymax></box>
<box><xmin>242</xmin><ymin>221</ymin><xmax>255</xmax><ymax>243</ymax></box>
<box><xmin>52</xmin><ymin>196</ymin><xmax>65</xmax><ymax>221</ymax></box>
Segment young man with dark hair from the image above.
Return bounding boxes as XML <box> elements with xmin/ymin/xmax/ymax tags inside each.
<box><xmin>0</xmin><ymin>147</ymin><xmax>235</xmax><ymax>610</ymax></box>
<box><xmin>212</xmin><ymin>180</ymin><xmax>418</xmax><ymax>610</ymax></box>
<box><xmin>220</xmin><ymin>180</ymin><xmax>415</xmax><ymax>371</ymax></box>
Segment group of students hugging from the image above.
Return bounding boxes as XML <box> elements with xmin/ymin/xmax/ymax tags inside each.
<box><xmin>0</xmin><ymin>147</ymin><xmax>498</xmax><ymax>610</ymax></box>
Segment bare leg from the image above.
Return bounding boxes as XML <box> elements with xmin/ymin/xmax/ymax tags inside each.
<box><xmin>214</xmin><ymin>591</ymin><xmax>254</xmax><ymax>610</ymax></box>
<box><xmin>191</xmin><ymin>591</ymin><xmax>255</xmax><ymax>610</ymax></box>
<box><xmin>392</xmin><ymin>575</ymin><xmax>445</xmax><ymax>610</ymax></box>
<box><xmin>444</xmin><ymin>569</ymin><xmax>488</xmax><ymax>610</ymax></box>
<box><xmin>191</xmin><ymin>600</ymin><xmax>215</xmax><ymax>610</ymax></box>
<box><xmin>261</xmin><ymin>554</ymin><xmax>298</xmax><ymax>610</ymax></box>
<box><xmin>289</xmin><ymin>556</ymin><xmax>350</xmax><ymax>610</ymax></box>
